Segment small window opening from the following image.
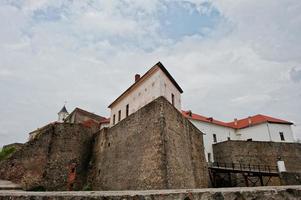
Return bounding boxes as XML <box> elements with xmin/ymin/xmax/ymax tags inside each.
<box><xmin>113</xmin><ymin>114</ymin><xmax>116</xmax><ymax>125</ymax></box>
<box><xmin>126</xmin><ymin>104</ymin><xmax>129</xmax><ymax>117</ymax></box>
<box><xmin>108</xmin><ymin>142</ymin><xmax>110</xmax><ymax>147</ymax></box>
<box><xmin>207</xmin><ymin>153</ymin><xmax>212</xmax><ymax>162</ymax></box>
<box><xmin>213</xmin><ymin>134</ymin><xmax>217</xmax><ymax>143</ymax></box>
<box><xmin>227</xmin><ymin>137</ymin><xmax>230</xmax><ymax>141</ymax></box>
<box><xmin>279</xmin><ymin>132</ymin><xmax>285</xmax><ymax>141</ymax></box>
<box><xmin>118</xmin><ymin>110</ymin><xmax>121</xmax><ymax>122</ymax></box>
<box><xmin>171</xmin><ymin>93</ymin><xmax>175</xmax><ymax>106</ymax></box>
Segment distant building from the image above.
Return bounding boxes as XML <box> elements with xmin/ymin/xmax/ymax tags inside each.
<box><xmin>108</xmin><ymin>62</ymin><xmax>183</xmax><ymax>126</ymax></box>
<box><xmin>58</xmin><ymin>105</ymin><xmax>69</xmax><ymax>122</ymax></box>
<box><xmin>64</xmin><ymin>107</ymin><xmax>108</xmax><ymax>131</ymax></box>
<box><xmin>182</xmin><ymin>111</ymin><xmax>295</xmax><ymax>162</ymax></box>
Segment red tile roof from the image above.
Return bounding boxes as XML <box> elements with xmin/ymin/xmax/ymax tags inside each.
<box><xmin>182</xmin><ymin>111</ymin><xmax>293</xmax><ymax>129</ymax></box>
<box><xmin>182</xmin><ymin>111</ymin><xmax>233</xmax><ymax>128</ymax></box>
<box><xmin>99</xmin><ymin>118</ymin><xmax>110</xmax><ymax>124</ymax></box>
<box><xmin>227</xmin><ymin>114</ymin><xmax>293</xmax><ymax>129</ymax></box>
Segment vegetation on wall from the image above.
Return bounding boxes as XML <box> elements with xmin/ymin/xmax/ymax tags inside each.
<box><xmin>0</xmin><ymin>147</ymin><xmax>16</xmax><ymax>162</ymax></box>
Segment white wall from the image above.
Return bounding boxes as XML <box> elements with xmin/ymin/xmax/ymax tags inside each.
<box><xmin>189</xmin><ymin>120</ymin><xmax>237</xmax><ymax>162</ymax></box>
<box><xmin>237</xmin><ymin>123</ymin><xmax>295</xmax><ymax>142</ymax></box>
<box><xmin>189</xmin><ymin>120</ymin><xmax>295</xmax><ymax>162</ymax></box>
<box><xmin>110</xmin><ymin>68</ymin><xmax>181</xmax><ymax>126</ymax></box>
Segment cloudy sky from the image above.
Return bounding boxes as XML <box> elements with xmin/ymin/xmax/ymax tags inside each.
<box><xmin>0</xmin><ymin>0</ymin><xmax>301</xmax><ymax>147</ymax></box>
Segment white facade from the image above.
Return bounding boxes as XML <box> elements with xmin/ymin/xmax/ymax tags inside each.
<box><xmin>109</xmin><ymin>66</ymin><xmax>182</xmax><ymax>126</ymax></box>
<box><xmin>190</xmin><ymin>119</ymin><xmax>295</xmax><ymax>162</ymax></box>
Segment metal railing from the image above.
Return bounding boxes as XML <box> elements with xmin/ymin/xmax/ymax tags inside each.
<box><xmin>209</xmin><ymin>162</ymin><xmax>278</xmax><ymax>173</ymax></box>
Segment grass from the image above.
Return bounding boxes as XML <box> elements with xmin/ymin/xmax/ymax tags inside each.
<box><xmin>0</xmin><ymin>146</ymin><xmax>16</xmax><ymax>162</ymax></box>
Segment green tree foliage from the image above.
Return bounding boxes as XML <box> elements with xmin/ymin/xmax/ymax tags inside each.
<box><xmin>0</xmin><ymin>147</ymin><xmax>16</xmax><ymax>162</ymax></box>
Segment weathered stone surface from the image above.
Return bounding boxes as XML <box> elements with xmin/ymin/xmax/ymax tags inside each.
<box><xmin>0</xmin><ymin>123</ymin><xmax>94</xmax><ymax>191</ymax></box>
<box><xmin>0</xmin><ymin>185</ymin><xmax>300</xmax><ymax>200</ymax></box>
<box><xmin>213</xmin><ymin>140</ymin><xmax>301</xmax><ymax>172</ymax></box>
<box><xmin>88</xmin><ymin>97</ymin><xmax>208</xmax><ymax>190</ymax></box>
<box><xmin>212</xmin><ymin>140</ymin><xmax>301</xmax><ymax>186</ymax></box>
<box><xmin>280</xmin><ymin>172</ymin><xmax>301</xmax><ymax>185</ymax></box>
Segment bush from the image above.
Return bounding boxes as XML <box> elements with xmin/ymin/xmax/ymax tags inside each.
<box><xmin>0</xmin><ymin>147</ymin><xmax>16</xmax><ymax>162</ymax></box>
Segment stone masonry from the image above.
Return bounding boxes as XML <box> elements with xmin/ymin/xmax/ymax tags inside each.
<box><xmin>88</xmin><ymin>97</ymin><xmax>208</xmax><ymax>190</ymax></box>
<box><xmin>213</xmin><ymin>140</ymin><xmax>301</xmax><ymax>172</ymax></box>
<box><xmin>212</xmin><ymin>140</ymin><xmax>301</xmax><ymax>186</ymax></box>
<box><xmin>0</xmin><ymin>123</ymin><xmax>94</xmax><ymax>191</ymax></box>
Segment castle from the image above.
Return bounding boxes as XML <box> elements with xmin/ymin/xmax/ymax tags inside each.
<box><xmin>0</xmin><ymin>62</ymin><xmax>300</xmax><ymax>190</ymax></box>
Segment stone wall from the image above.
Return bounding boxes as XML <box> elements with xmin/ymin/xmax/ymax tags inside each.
<box><xmin>0</xmin><ymin>123</ymin><xmax>94</xmax><ymax>191</ymax></box>
<box><xmin>213</xmin><ymin>140</ymin><xmax>301</xmax><ymax>172</ymax></box>
<box><xmin>88</xmin><ymin>97</ymin><xmax>208</xmax><ymax>190</ymax></box>
<box><xmin>212</xmin><ymin>140</ymin><xmax>301</xmax><ymax>186</ymax></box>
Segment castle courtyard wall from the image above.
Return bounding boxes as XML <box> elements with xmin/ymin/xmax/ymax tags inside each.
<box><xmin>89</xmin><ymin>97</ymin><xmax>208</xmax><ymax>190</ymax></box>
<box><xmin>0</xmin><ymin>123</ymin><xmax>94</xmax><ymax>191</ymax></box>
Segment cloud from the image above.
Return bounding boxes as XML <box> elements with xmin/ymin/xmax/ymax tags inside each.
<box><xmin>0</xmin><ymin>0</ymin><xmax>301</xmax><ymax>146</ymax></box>
<box><xmin>289</xmin><ymin>67</ymin><xmax>301</xmax><ymax>82</ymax></box>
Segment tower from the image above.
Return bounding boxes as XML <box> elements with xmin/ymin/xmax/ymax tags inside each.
<box><xmin>58</xmin><ymin>105</ymin><xmax>69</xmax><ymax>122</ymax></box>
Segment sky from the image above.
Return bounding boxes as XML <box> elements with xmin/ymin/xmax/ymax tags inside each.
<box><xmin>0</xmin><ymin>0</ymin><xmax>301</xmax><ymax>147</ymax></box>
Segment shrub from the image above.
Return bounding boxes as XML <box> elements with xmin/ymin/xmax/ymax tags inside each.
<box><xmin>0</xmin><ymin>146</ymin><xmax>16</xmax><ymax>162</ymax></box>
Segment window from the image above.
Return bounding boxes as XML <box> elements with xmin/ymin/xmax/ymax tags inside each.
<box><xmin>213</xmin><ymin>134</ymin><xmax>217</xmax><ymax>143</ymax></box>
<box><xmin>113</xmin><ymin>114</ymin><xmax>116</xmax><ymax>125</ymax></box>
<box><xmin>126</xmin><ymin>104</ymin><xmax>129</xmax><ymax>117</ymax></box>
<box><xmin>118</xmin><ymin>110</ymin><xmax>121</xmax><ymax>122</ymax></box>
<box><xmin>171</xmin><ymin>93</ymin><xmax>175</xmax><ymax>105</ymax></box>
<box><xmin>207</xmin><ymin>153</ymin><xmax>212</xmax><ymax>162</ymax></box>
<box><xmin>227</xmin><ymin>137</ymin><xmax>230</xmax><ymax>141</ymax></box>
<box><xmin>279</xmin><ymin>132</ymin><xmax>285</xmax><ymax>141</ymax></box>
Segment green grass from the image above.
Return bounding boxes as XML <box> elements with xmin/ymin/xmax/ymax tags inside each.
<box><xmin>0</xmin><ymin>146</ymin><xmax>16</xmax><ymax>162</ymax></box>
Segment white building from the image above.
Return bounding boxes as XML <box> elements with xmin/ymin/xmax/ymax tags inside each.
<box><xmin>107</xmin><ymin>61</ymin><xmax>296</xmax><ymax>163</ymax></box>
<box><xmin>182</xmin><ymin>111</ymin><xmax>295</xmax><ymax>162</ymax></box>
<box><xmin>108</xmin><ymin>62</ymin><xmax>183</xmax><ymax>126</ymax></box>
<box><xmin>58</xmin><ymin>105</ymin><xmax>69</xmax><ymax>122</ymax></box>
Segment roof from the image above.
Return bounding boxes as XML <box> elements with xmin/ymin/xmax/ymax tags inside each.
<box><xmin>58</xmin><ymin>105</ymin><xmax>68</xmax><ymax>114</ymax></box>
<box><xmin>182</xmin><ymin>111</ymin><xmax>293</xmax><ymax>129</ymax></box>
<box><xmin>227</xmin><ymin>114</ymin><xmax>293</xmax><ymax>129</ymax></box>
<box><xmin>182</xmin><ymin>111</ymin><xmax>233</xmax><ymax>128</ymax></box>
<box><xmin>64</xmin><ymin>107</ymin><xmax>106</xmax><ymax>122</ymax></box>
<box><xmin>108</xmin><ymin>62</ymin><xmax>183</xmax><ymax>108</ymax></box>
<box><xmin>99</xmin><ymin>118</ymin><xmax>110</xmax><ymax>124</ymax></box>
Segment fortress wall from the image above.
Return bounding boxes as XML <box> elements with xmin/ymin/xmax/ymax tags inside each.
<box><xmin>0</xmin><ymin>123</ymin><xmax>94</xmax><ymax>191</ymax></box>
<box><xmin>89</xmin><ymin>97</ymin><xmax>208</xmax><ymax>190</ymax></box>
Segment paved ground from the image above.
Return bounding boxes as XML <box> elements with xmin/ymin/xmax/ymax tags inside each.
<box><xmin>0</xmin><ymin>180</ymin><xmax>21</xmax><ymax>190</ymax></box>
<box><xmin>0</xmin><ymin>185</ymin><xmax>300</xmax><ymax>196</ymax></box>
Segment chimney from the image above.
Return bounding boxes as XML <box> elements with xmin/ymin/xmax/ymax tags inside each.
<box><xmin>187</xmin><ymin>110</ymin><xmax>192</xmax><ymax>117</ymax></box>
<box><xmin>135</xmin><ymin>74</ymin><xmax>141</xmax><ymax>82</ymax></box>
<box><xmin>234</xmin><ymin>118</ymin><xmax>238</xmax><ymax>126</ymax></box>
<box><xmin>248</xmin><ymin>116</ymin><xmax>252</xmax><ymax>126</ymax></box>
<box><xmin>207</xmin><ymin>117</ymin><xmax>213</xmax><ymax>122</ymax></box>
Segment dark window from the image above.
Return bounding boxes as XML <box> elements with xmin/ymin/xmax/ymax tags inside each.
<box><xmin>126</xmin><ymin>104</ymin><xmax>129</xmax><ymax>117</ymax></box>
<box><xmin>213</xmin><ymin>134</ymin><xmax>217</xmax><ymax>143</ymax></box>
<box><xmin>279</xmin><ymin>132</ymin><xmax>285</xmax><ymax>141</ymax></box>
<box><xmin>207</xmin><ymin>153</ymin><xmax>211</xmax><ymax>162</ymax></box>
<box><xmin>118</xmin><ymin>110</ymin><xmax>121</xmax><ymax>122</ymax></box>
<box><xmin>171</xmin><ymin>93</ymin><xmax>175</xmax><ymax>105</ymax></box>
<box><xmin>227</xmin><ymin>137</ymin><xmax>230</xmax><ymax>141</ymax></box>
<box><xmin>113</xmin><ymin>114</ymin><xmax>116</xmax><ymax>125</ymax></box>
